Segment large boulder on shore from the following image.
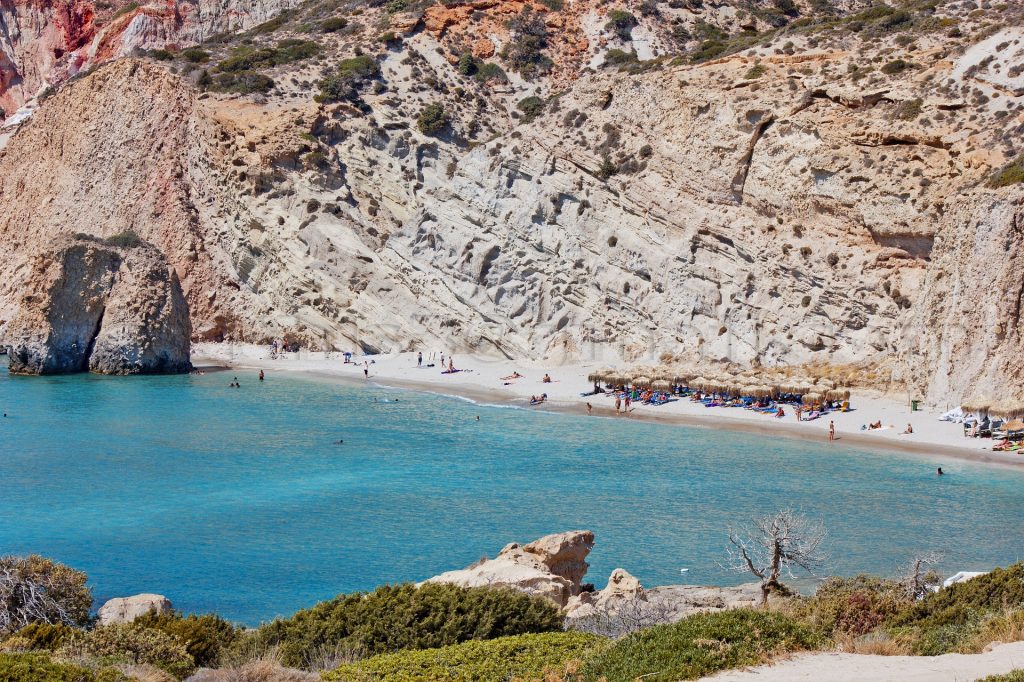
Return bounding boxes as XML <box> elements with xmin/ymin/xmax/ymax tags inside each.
<box><xmin>423</xmin><ymin>530</ymin><xmax>595</xmax><ymax>607</ymax></box>
<box><xmin>98</xmin><ymin>593</ymin><xmax>173</xmax><ymax>625</ymax></box>
<box><xmin>4</xmin><ymin>234</ymin><xmax>191</xmax><ymax>375</ymax></box>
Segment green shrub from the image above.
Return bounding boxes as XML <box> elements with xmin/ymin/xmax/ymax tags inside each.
<box><xmin>744</xmin><ymin>63</ymin><xmax>765</xmax><ymax>79</ymax></box>
<box><xmin>104</xmin><ymin>231</ymin><xmax>145</xmax><ymax>248</ymax></box>
<box><xmin>3</xmin><ymin>623</ymin><xmax>75</xmax><ymax>652</ymax></box>
<box><xmin>112</xmin><ymin>2</ymin><xmax>138</xmax><ymax>18</ymax></box>
<box><xmin>324</xmin><ymin>631</ymin><xmax>603</xmax><ymax>682</ymax></box>
<box><xmin>250</xmin><ymin>10</ymin><xmax>294</xmax><ymax>34</ymax></box>
<box><xmin>604</xmin><ymin>48</ymin><xmax>638</xmax><ymax>66</ymax></box>
<box><xmin>794</xmin><ymin>575</ymin><xmax>912</xmax><ymax>638</ymax></box>
<box><xmin>892</xmin><ymin>565</ymin><xmax>1024</xmax><ymax>631</ymax></box>
<box><xmin>246</xmin><ymin>583</ymin><xmax>563</xmax><ymax>669</ymax></box>
<box><xmin>214</xmin><ymin>71</ymin><xmax>275</xmax><ymax>94</ymax></box>
<box><xmin>0</xmin><ymin>652</ymin><xmax>128</xmax><ymax>682</ymax></box>
<box><xmin>895</xmin><ymin>97</ymin><xmax>923</xmax><ymax>120</ymax></box>
<box><xmin>580</xmin><ymin>609</ymin><xmax>821</xmax><ymax>681</ymax></box>
<box><xmin>217</xmin><ymin>40</ymin><xmax>320</xmax><ymax>72</ymax></box>
<box><xmin>148</xmin><ymin>48</ymin><xmax>174</xmax><ymax>61</ymax></box>
<box><xmin>990</xmin><ymin>156</ymin><xmax>1024</xmax><ymax>188</ymax></box>
<box><xmin>516</xmin><ymin>96</ymin><xmax>544</xmax><ymax>121</ymax></box>
<box><xmin>180</xmin><ymin>48</ymin><xmax>210</xmax><ymax>63</ymax></box>
<box><xmin>72</xmin><ymin>623</ymin><xmax>194</xmax><ymax>678</ymax></box>
<box><xmin>316</xmin><ymin>55</ymin><xmax>380</xmax><ymax>103</ymax></box>
<box><xmin>0</xmin><ymin>555</ymin><xmax>92</xmax><ymax>636</ymax></box>
<box><xmin>457</xmin><ymin>52</ymin><xmax>478</xmax><ymax>75</ymax></box>
<box><xmin>417</xmin><ymin>103</ymin><xmax>449</xmax><ymax>135</ymax></box>
<box><xmin>880</xmin><ymin>58</ymin><xmax>911</xmax><ymax>75</ymax></box>
<box><xmin>503</xmin><ymin>8</ymin><xmax>551</xmax><ymax>79</ymax></box>
<box><xmin>133</xmin><ymin>611</ymin><xmax>240</xmax><ymax>668</ymax></box>
<box><xmin>605</xmin><ymin>10</ymin><xmax>637</xmax><ymax>40</ymax></box>
<box><xmin>321</xmin><ymin>16</ymin><xmax>349</xmax><ymax>32</ymax></box>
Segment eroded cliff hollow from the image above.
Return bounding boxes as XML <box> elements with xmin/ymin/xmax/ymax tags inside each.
<box><xmin>5</xmin><ymin>234</ymin><xmax>192</xmax><ymax>374</ymax></box>
<box><xmin>0</xmin><ymin>0</ymin><xmax>1022</xmax><ymax>405</ymax></box>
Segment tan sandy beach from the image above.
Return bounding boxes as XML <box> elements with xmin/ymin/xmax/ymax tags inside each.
<box><xmin>192</xmin><ymin>343</ymin><xmax>1017</xmax><ymax>468</ymax></box>
<box><xmin>699</xmin><ymin>640</ymin><xmax>1024</xmax><ymax>681</ymax></box>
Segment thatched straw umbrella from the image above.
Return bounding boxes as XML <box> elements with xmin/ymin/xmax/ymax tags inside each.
<box><xmin>632</xmin><ymin>375</ymin><xmax>652</xmax><ymax>387</ymax></box>
<box><xmin>989</xmin><ymin>400</ymin><xmax>1024</xmax><ymax>420</ymax></box>
<box><xmin>587</xmin><ymin>367</ymin><xmax>616</xmax><ymax>383</ymax></box>
<box><xmin>961</xmin><ymin>396</ymin><xmax>992</xmax><ymax>415</ymax></box>
<box><xmin>652</xmin><ymin>379</ymin><xmax>672</xmax><ymax>390</ymax></box>
<box><xmin>1004</xmin><ymin>419</ymin><xmax>1024</xmax><ymax>432</ymax></box>
<box><xmin>825</xmin><ymin>389</ymin><xmax>851</xmax><ymax>401</ymax></box>
<box><xmin>802</xmin><ymin>392</ymin><xmax>822</xmax><ymax>405</ymax></box>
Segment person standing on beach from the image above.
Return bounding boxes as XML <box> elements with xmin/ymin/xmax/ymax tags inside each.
<box><xmin>624</xmin><ymin>395</ymin><xmax>631</xmax><ymax>413</ymax></box>
<box><xmin>587</xmin><ymin>402</ymin><xmax>593</xmax><ymax>416</ymax></box>
<box><xmin>829</xmin><ymin>420</ymin><xmax>835</xmax><ymax>442</ymax></box>
<box><xmin>417</xmin><ymin>352</ymin><xmax>422</xmax><ymax>367</ymax></box>
<box><xmin>615</xmin><ymin>395</ymin><xmax>621</xmax><ymax>412</ymax></box>
<box><xmin>363</xmin><ymin>361</ymin><xmax>369</xmax><ymax>379</ymax></box>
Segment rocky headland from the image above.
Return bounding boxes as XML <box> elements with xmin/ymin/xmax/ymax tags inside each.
<box><xmin>4</xmin><ymin>234</ymin><xmax>192</xmax><ymax>375</ymax></box>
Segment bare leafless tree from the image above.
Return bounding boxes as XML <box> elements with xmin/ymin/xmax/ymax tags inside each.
<box><xmin>0</xmin><ymin>555</ymin><xmax>92</xmax><ymax>635</ymax></box>
<box><xmin>725</xmin><ymin>509</ymin><xmax>828</xmax><ymax>605</ymax></box>
<box><xmin>898</xmin><ymin>552</ymin><xmax>944</xmax><ymax>600</ymax></box>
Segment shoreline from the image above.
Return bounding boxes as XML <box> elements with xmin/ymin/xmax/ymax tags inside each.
<box><xmin>192</xmin><ymin>343</ymin><xmax>1020</xmax><ymax>470</ymax></box>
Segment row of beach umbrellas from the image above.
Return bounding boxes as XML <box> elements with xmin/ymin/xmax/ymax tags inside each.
<box><xmin>587</xmin><ymin>366</ymin><xmax>850</xmax><ymax>401</ymax></box>
<box><xmin>960</xmin><ymin>396</ymin><xmax>1024</xmax><ymax>420</ymax></box>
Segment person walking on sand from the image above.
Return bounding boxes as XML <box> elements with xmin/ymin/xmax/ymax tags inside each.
<box><xmin>417</xmin><ymin>352</ymin><xmax>422</xmax><ymax>367</ymax></box>
<box><xmin>624</xmin><ymin>395</ymin><xmax>631</xmax><ymax>413</ymax></box>
<box><xmin>829</xmin><ymin>420</ymin><xmax>835</xmax><ymax>442</ymax></box>
<box><xmin>587</xmin><ymin>402</ymin><xmax>593</xmax><ymax>416</ymax></box>
<box><xmin>363</xmin><ymin>361</ymin><xmax>369</xmax><ymax>379</ymax></box>
<box><xmin>615</xmin><ymin>395</ymin><xmax>621</xmax><ymax>413</ymax></box>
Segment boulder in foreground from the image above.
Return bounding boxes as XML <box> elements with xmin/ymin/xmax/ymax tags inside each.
<box><xmin>423</xmin><ymin>530</ymin><xmax>595</xmax><ymax>607</ymax></box>
<box><xmin>97</xmin><ymin>593</ymin><xmax>173</xmax><ymax>625</ymax></box>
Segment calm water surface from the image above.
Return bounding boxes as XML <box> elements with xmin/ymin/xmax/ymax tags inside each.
<box><xmin>1</xmin><ymin>357</ymin><xmax>1022</xmax><ymax>624</ymax></box>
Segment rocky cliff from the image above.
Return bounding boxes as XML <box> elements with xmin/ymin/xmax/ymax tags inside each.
<box><xmin>5</xmin><ymin>234</ymin><xmax>192</xmax><ymax>374</ymax></box>
<box><xmin>0</xmin><ymin>0</ymin><xmax>1022</xmax><ymax>404</ymax></box>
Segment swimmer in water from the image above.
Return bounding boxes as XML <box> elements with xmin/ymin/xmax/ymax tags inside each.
<box><xmin>937</xmin><ymin>467</ymin><xmax>944</xmax><ymax>475</ymax></box>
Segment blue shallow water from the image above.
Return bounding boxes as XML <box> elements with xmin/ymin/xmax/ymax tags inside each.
<box><xmin>0</xmin><ymin>357</ymin><xmax>1022</xmax><ymax>625</ymax></box>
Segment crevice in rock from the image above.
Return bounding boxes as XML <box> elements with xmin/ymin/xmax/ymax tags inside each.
<box><xmin>731</xmin><ymin>116</ymin><xmax>775</xmax><ymax>202</ymax></box>
<box><xmin>82</xmin><ymin>305</ymin><xmax>107</xmax><ymax>372</ymax></box>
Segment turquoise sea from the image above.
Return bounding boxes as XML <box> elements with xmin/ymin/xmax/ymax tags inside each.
<box><xmin>1</xmin><ymin>356</ymin><xmax>1022</xmax><ymax>625</ymax></box>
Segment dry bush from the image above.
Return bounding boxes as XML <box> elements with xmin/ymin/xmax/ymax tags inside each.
<box><xmin>193</xmin><ymin>652</ymin><xmax>319</xmax><ymax>682</ymax></box>
<box><xmin>833</xmin><ymin>630</ymin><xmax>915</xmax><ymax>655</ymax></box>
<box><xmin>117</xmin><ymin>663</ymin><xmax>177</xmax><ymax>682</ymax></box>
<box><xmin>965</xmin><ymin>609</ymin><xmax>1024</xmax><ymax>653</ymax></box>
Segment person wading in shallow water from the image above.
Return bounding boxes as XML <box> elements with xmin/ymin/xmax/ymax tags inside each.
<box><xmin>259</xmin><ymin>370</ymin><xmax>265</xmax><ymax>382</ymax></box>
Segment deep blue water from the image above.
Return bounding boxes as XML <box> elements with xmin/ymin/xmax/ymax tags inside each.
<box><xmin>1</xmin><ymin>357</ymin><xmax>1022</xmax><ymax>625</ymax></box>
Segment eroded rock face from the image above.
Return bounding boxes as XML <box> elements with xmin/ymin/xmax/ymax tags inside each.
<box><xmin>97</xmin><ymin>593</ymin><xmax>173</xmax><ymax>625</ymax></box>
<box><xmin>5</xmin><ymin>235</ymin><xmax>192</xmax><ymax>375</ymax></box>
<box><xmin>423</xmin><ymin>530</ymin><xmax>594</xmax><ymax>607</ymax></box>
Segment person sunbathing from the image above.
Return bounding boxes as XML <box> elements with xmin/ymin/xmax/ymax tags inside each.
<box><xmin>901</xmin><ymin>423</ymin><xmax>914</xmax><ymax>435</ymax></box>
<box><xmin>542</xmin><ymin>373</ymin><xmax>552</xmax><ymax>383</ymax></box>
<box><xmin>501</xmin><ymin>372</ymin><xmax>524</xmax><ymax>380</ymax></box>
<box><xmin>869</xmin><ymin>420</ymin><xmax>882</xmax><ymax>430</ymax></box>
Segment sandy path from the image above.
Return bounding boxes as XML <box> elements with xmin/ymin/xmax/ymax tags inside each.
<box><xmin>702</xmin><ymin>641</ymin><xmax>1024</xmax><ymax>681</ymax></box>
<box><xmin>192</xmin><ymin>344</ymin><xmax>1019</xmax><ymax>468</ymax></box>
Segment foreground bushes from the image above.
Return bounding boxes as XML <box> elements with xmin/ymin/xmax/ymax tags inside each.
<box><xmin>133</xmin><ymin>611</ymin><xmax>240</xmax><ymax>667</ymax></box>
<box><xmin>324</xmin><ymin>631</ymin><xmax>602</xmax><ymax>682</ymax></box>
<box><xmin>0</xmin><ymin>555</ymin><xmax>92</xmax><ymax>636</ymax></box>
<box><xmin>67</xmin><ymin>623</ymin><xmax>195</xmax><ymax>678</ymax></box>
<box><xmin>245</xmin><ymin>583</ymin><xmax>564</xmax><ymax>668</ymax></box>
<box><xmin>0</xmin><ymin>652</ymin><xmax>127</xmax><ymax>682</ymax></box>
<box><xmin>579</xmin><ymin>609</ymin><xmax>820</xmax><ymax>682</ymax></box>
